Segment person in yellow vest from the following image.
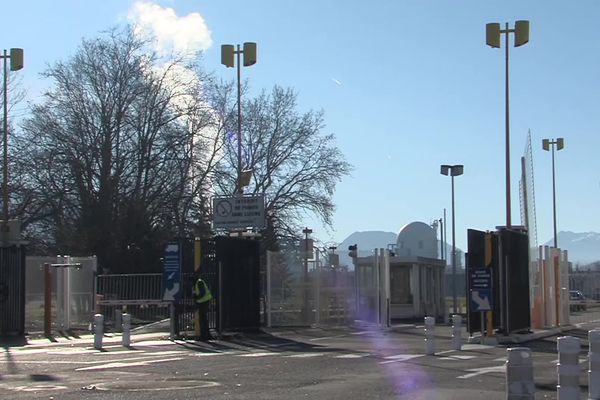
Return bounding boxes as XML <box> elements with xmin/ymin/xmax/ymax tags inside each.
<box><xmin>193</xmin><ymin>276</ymin><xmax>213</xmax><ymax>341</ymax></box>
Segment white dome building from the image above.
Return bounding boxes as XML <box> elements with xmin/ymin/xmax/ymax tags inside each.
<box><xmin>396</xmin><ymin>221</ymin><xmax>438</xmax><ymax>259</ymax></box>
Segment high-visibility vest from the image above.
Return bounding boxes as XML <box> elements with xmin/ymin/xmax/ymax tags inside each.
<box><xmin>193</xmin><ymin>278</ymin><xmax>213</xmax><ymax>304</ymax></box>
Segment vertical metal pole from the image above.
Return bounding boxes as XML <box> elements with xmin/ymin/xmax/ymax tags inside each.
<box><xmin>236</xmin><ymin>45</ymin><xmax>242</xmax><ymax>194</ymax></box>
<box><xmin>551</xmin><ymin>144</ymin><xmax>558</xmax><ymax>248</ymax></box>
<box><xmin>44</xmin><ymin>263</ymin><xmax>51</xmax><ymax>336</ymax></box>
<box><xmin>266</xmin><ymin>251</ymin><xmax>272</xmax><ymax>328</ymax></box>
<box><xmin>2</xmin><ymin>50</ymin><xmax>9</xmax><ymax>235</ymax></box>
<box><xmin>439</xmin><ymin>218</ymin><xmax>444</xmax><ymax>261</ymax></box>
<box><xmin>504</xmin><ymin>23</ymin><xmax>512</xmax><ymax>229</ymax></box>
<box><xmin>194</xmin><ymin>238</ymin><xmax>201</xmax><ymax>337</ymax></box>
<box><xmin>218</xmin><ymin>261</ymin><xmax>223</xmax><ymax>333</ymax></box>
<box><xmin>315</xmin><ymin>250</ymin><xmax>320</xmax><ymax>326</ymax></box>
<box><xmin>451</xmin><ymin>175</ymin><xmax>457</xmax><ymax>315</ymax></box>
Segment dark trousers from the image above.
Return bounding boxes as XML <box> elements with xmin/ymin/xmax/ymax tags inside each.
<box><xmin>197</xmin><ymin>301</ymin><xmax>210</xmax><ymax>340</ymax></box>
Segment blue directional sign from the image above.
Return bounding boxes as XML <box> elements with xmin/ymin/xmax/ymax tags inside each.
<box><xmin>163</xmin><ymin>242</ymin><xmax>181</xmax><ymax>303</ymax></box>
<box><xmin>469</xmin><ymin>267</ymin><xmax>493</xmax><ymax>312</ymax></box>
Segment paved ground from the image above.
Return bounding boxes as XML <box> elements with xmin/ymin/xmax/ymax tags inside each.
<box><xmin>1</xmin><ymin>321</ymin><xmax>598</xmax><ymax>400</ymax></box>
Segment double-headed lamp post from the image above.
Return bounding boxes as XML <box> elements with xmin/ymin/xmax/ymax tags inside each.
<box><xmin>542</xmin><ymin>138</ymin><xmax>564</xmax><ymax>248</ymax></box>
<box><xmin>221</xmin><ymin>42</ymin><xmax>257</xmax><ymax>194</ymax></box>
<box><xmin>486</xmin><ymin>20</ymin><xmax>530</xmax><ymax>229</ymax></box>
<box><xmin>441</xmin><ymin>164</ymin><xmax>463</xmax><ymax>315</ymax></box>
<box><xmin>1</xmin><ymin>48</ymin><xmax>24</xmax><ymax>240</ymax></box>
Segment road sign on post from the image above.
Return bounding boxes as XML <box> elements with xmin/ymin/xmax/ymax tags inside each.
<box><xmin>163</xmin><ymin>242</ymin><xmax>182</xmax><ymax>303</ymax></box>
<box><xmin>469</xmin><ymin>267</ymin><xmax>493</xmax><ymax>312</ymax></box>
<box><xmin>212</xmin><ymin>195</ymin><xmax>265</xmax><ymax>230</ymax></box>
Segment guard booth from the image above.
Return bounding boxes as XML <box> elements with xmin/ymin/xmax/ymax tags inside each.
<box><xmin>355</xmin><ymin>249</ymin><xmax>446</xmax><ymax>325</ymax></box>
<box><xmin>172</xmin><ymin>236</ymin><xmax>261</xmax><ymax>335</ymax></box>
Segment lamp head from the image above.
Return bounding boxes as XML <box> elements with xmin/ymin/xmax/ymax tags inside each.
<box><xmin>9</xmin><ymin>48</ymin><xmax>23</xmax><ymax>71</ymax></box>
<box><xmin>440</xmin><ymin>165</ymin><xmax>451</xmax><ymax>176</ymax></box>
<box><xmin>221</xmin><ymin>44</ymin><xmax>235</xmax><ymax>68</ymax></box>
<box><xmin>243</xmin><ymin>42</ymin><xmax>257</xmax><ymax>66</ymax></box>
<box><xmin>486</xmin><ymin>23</ymin><xmax>501</xmax><ymax>48</ymax></box>
<box><xmin>514</xmin><ymin>20</ymin><xmax>530</xmax><ymax>47</ymax></box>
<box><xmin>542</xmin><ymin>139</ymin><xmax>550</xmax><ymax>151</ymax></box>
<box><xmin>451</xmin><ymin>165</ymin><xmax>464</xmax><ymax>176</ymax></box>
<box><xmin>556</xmin><ymin>138</ymin><xmax>564</xmax><ymax>150</ymax></box>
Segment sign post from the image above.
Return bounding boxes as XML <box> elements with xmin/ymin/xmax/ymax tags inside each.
<box><xmin>469</xmin><ymin>267</ymin><xmax>493</xmax><ymax>338</ymax></box>
<box><xmin>212</xmin><ymin>195</ymin><xmax>265</xmax><ymax>230</ymax></box>
<box><xmin>163</xmin><ymin>242</ymin><xmax>181</xmax><ymax>338</ymax></box>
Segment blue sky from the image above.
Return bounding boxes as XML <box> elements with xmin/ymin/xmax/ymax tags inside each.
<box><xmin>2</xmin><ymin>1</ymin><xmax>599</xmax><ymax>252</ymax></box>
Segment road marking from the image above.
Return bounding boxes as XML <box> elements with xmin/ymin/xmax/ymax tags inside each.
<box><xmin>350</xmin><ymin>331</ymin><xmax>373</xmax><ymax>335</ymax></box>
<box><xmin>238</xmin><ymin>352</ymin><xmax>274</xmax><ymax>357</ymax></box>
<box><xmin>309</xmin><ymin>334</ymin><xmax>348</xmax><ymax>341</ymax></box>
<box><xmin>75</xmin><ymin>357</ymin><xmax>184</xmax><ymax>371</ymax></box>
<box><xmin>439</xmin><ymin>355</ymin><xmax>477</xmax><ymax>361</ymax></box>
<box><xmin>286</xmin><ymin>353</ymin><xmax>325</xmax><ymax>358</ymax></box>
<box><xmin>379</xmin><ymin>354</ymin><xmax>422</xmax><ymax>365</ymax></box>
<box><xmin>461</xmin><ymin>344</ymin><xmax>495</xmax><ymax>350</ymax></box>
<box><xmin>335</xmin><ymin>354</ymin><xmax>367</xmax><ymax>359</ymax></box>
<box><xmin>457</xmin><ymin>364</ymin><xmax>505</xmax><ymax>379</ymax></box>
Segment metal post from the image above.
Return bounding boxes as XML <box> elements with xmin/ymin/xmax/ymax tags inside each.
<box><xmin>504</xmin><ymin>23</ymin><xmax>512</xmax><ymax>229</ymax></box>
<box><xmin>122</xmin><ymin>313</ymin><xmax>131</xmax><ymax>347</ymax></box>
<box><xmin>44</xmin><ymin>263</ymin><xmax>52</xmax><ymax>336</ymax></box>
<box><xmin>557</xmin><ymin>336</ymin><xmax>580</xmax><ymax>400</ymax></box>
<box><xmin>452</xmin><ymin>314</ymin><xmax>462</xmax><ymax>350</ymax></box>
<box><xmin>589</xmin><ymin>330</ymin><xmax>600</xmax><ymax>400</ymax></box>
<box><xmin>424</xmin><ymin>316</ymin><xmax>435</xmax><ymax>355</ymax></box>
<box><xmin>2</xmin><ymin>50</ymin><xmax>8</xmax><ymax>235</ymax></box>
<box><xmin>93</xmin><ymin>313</ymin><xmax>104</xmax><ymax>350</ymax></box>
<box><xmin>551</xmin><ymin>144</ymin><xmax>558</xmax><ymax>248</ymax></box>
<box><xmin>266</xmin><ymin>251</ymin><xmax>272</xmax><ymax>328</ymax></box>
<box><xmin>236</xmin><ymin>44</ymin><xmax>242</xmax><ymax>193</ymax></box>
<box><xmin>315</xmin><ymin>250</ymin><xmax>320</xmax><ymax>326</ymax></box>
<box><xmin>506</xmin><ymin>347</ymin><xmax>534</xmax><ymax>399</ymax></box>
<box><xmin>451</xmin><ymin>175</ymin><xmax>457</xmax><ymax>315</ymax></box>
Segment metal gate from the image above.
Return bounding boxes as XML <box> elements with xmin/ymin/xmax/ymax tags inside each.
<box><xmin>0</xmin><ymin>245</ymin><xmax>26</xmax><ymax>336</ymax></box>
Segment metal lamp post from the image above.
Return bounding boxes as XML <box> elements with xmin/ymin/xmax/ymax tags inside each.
<box><xmin>1</xmin><ymin>48</ymin><xmax>23</xmax><ymax>240</ymax></box>
<box><xmin>542</xmin><ymin>138</ymin><xmax>564</xmax><ymax>248</ymax></box>
<box><xmin>221</xmin><ymin>42</ymin><xmax>257</xmax><ymax>194</ymax></box>
<box><xmin>486</xmin><ymin>21</ymin><xmax>530</xmax><ymax>229</ymax></box>
<box><xmin>441</xmin><ymin>164</ymin><xmax>463</xmax><ymax>315</ymax></box>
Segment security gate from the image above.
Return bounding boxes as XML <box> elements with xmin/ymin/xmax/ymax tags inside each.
<box><xmin>0</xmin><ymin>245</ymin><xmax>26</xmax><ymax>336</ymax></box>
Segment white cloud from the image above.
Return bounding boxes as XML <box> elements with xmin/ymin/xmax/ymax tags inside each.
<box><xmin>128</xmin><ymin>1</ymin><xmax>212</xmax><ymax>55</ymax></box>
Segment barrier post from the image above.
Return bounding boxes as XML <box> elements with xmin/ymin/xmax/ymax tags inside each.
<box><xmin>588</xmin><ymin>330</ymin><xmax>600</xmax><ymax>400</ymax></box>
<box><xmin>424</xmin><ymin>316</ymin><xmax>435</xmax><ymax>355</ymax></box>
<box><xmin>557</xmin><ymin>336</ymin><xmax>580</xmax><ymax>400</ymax></box>
<box><xmin>451</xmin><ymin>314</ymin><xmax>462</xmax><ymax>351</ymax></box>
<box><xmin>506</xmin><ymin>347</ymin><xmax>534</xmax><ymax>399</ymax></box>
<box><xmin>122</xmin><ymin>313</ymin><xmax>131</xmax><ymax>347</ymax></box>
<box><xmin>93</xmin><ymin>314</ymin><xmax>104</xmax><ymax>350</ymax></box>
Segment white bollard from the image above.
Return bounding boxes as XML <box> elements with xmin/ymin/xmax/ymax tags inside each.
<box><xmin>93</xmin><ymin>313</ymin><xmax>104</xmax><ymax>350</ymax></box>
<box><xmin>557</xmin><ymin>336</ymin><xmax>580</xmax><ymax>400</ymax></box>
<box><xmin>588</xmin><ymin>330</ymin><xmax>600</xmax><ymax>400</ymax></box>
<box><xmin>424</xmin><ymin>316</ymin><xmax>435</xmax><ymax>355</ymax></box>
<box><xmin>451</xmin><ymin>314</ymin><xmax>462</xmax><ymax>351</ymax></box>
<box><xmin>506</xmin><ymin>347</ymin><xmax>535</xmax><ymax>399</ymax></box>
<box><xmin>122</xmin><ymin>313</ymin><xmax>131</xmax><ymax>347</ymax></box>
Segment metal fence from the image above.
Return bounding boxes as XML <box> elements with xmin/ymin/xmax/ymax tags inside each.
<box><xmin>266</xmin><ymin>250</ymin><xmax>355</xmax><ymax>327</ymax></box>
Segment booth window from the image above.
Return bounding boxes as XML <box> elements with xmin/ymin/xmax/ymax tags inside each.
<box><xmin>390</xmin><ymin>266</ymin><xmax>412</xmax><ymax>304</ymax></box>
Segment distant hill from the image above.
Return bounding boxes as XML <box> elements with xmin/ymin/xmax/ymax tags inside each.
<box><xmin>542</xmin><ymin>231</ymin><xmax>600</xmax><ymax>264</ymax></box>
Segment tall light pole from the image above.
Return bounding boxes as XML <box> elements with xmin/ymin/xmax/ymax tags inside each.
<box><xmin>441</xmin><ymin>164</ymin><xmax>463</xmax><ymax>315</ymax></box>
<box><xmin>221</xmin><ymin>42</ymin><xmax>257</xmax><ymax>194</ymax></box>
<box><xmin>1</xmin><ymin>48</ymin><xmax>24</xmax><ymax>240</ymax></box>
<box><xmin>302</xmin><ymin>227</ymin><xmax>313</xmax><ymax>320</ymax></box>
<box><xmin>486</xmin><ymin>21</ymin><xmax>530</xmax><ymax>229</ymax></box>
<box><xmin>542</xmin><ymin>138</ymin><xmax>564</xmax><ymax>248</ymax></box>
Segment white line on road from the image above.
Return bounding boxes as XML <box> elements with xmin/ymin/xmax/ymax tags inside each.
<box><xmin>379</xmin><ymin>354</ymin><xmax>422</xmax><ymax>365</ymax></box>
<box><xmin>238</xmin><ymin>352</ymin><xmax>275</xmax><ymax>357</ymax></box>
<box><xmin>335</xmin><ymin>354</ymin><xmax>367</xmax><ymax>359</ymax></box>
<box><xmin>457</xmin><ymin>364</ymin><xmax>505</xmax><ymax>379</ymax></box>
<box><xmin>286</xmin><ymin>353</ymin><xmax>326</xmax><ymax>358</ymax></box>
<box><xmin>75</xmin><ymin>357</ymin><xmax>184</xmax><ymax>371</ymax></box>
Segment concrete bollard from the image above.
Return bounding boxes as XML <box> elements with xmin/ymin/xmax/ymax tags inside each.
<box><xmin>93</xmin><ymin>313</ymin><xmax>104</xmax><ymax>350</ymax></box>
<box><xmin>424</xmin><ymin>316</ymin><xmax>435</xmax><ymax>355</ymax></box>
<box><xmin>557</xmin><ymin>336</ymin><xmax>580</xmax><ymax>400</ymax></box>
<box><xmin>122</xmin><ymin>313</ymin><xmax>131</xmax><ymax>347</ymax></box>
<box><xmin>506</xmin><ymin>347</ymin><xmax>534</xmax><ymax>399</ymax></box>
<box><xmin>451</xmin><ymin>314</ymin><xmax>462</xmax><ymax>351</ymax></box>
<box><xmin>589</xmin><ymin>330</ymin><xmax>600</xmax><ymax>400</ymax></box>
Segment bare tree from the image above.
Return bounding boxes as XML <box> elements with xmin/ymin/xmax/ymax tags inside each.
<box><xmin>211</xmin><ymin>84</ymin><xmax>352</xmax><ymax>249</ymax></box>
<box><xmin>14</xmin><ymin>27</ymin><xmax>218</xmax><ymax>272</ymax></box>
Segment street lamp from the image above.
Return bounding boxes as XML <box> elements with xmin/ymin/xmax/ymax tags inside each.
<box><xmin>302</xmin><ymin>227</ymin><xmax>313</xmax><ymax>320</ymax></box>
<box><xmin>486</xmin><ymin>20</ymin><xmax>530</xmax><ymax>229</ymax></box>
<box><xmin>542</xmin><ymin>138</ymin><xmax>564</xmax><ymax>248</ymax></box>
<box><xmin>221</xmin><ymin>42</ymin><xmax>257</xmax><ymax>194</ymax></box>
<box><xmin>1</xmin><ymin>48</ymin><xmax>24</xmax><ymax>240</ymax></box>
<box><xmin>441</xmin><ymin>164</ymin><xmax>463</xmax><ymax>315</ymax></box>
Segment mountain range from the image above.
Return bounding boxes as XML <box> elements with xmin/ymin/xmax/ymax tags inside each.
<box><xmin>337</xmin><ymin>230</ymin><xmax>600</xmax><ymax>267</ymax></box>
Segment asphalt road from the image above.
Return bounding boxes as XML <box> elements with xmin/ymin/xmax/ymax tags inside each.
<box><xmin>0</xmin><ymin>323</ymin><xmax>597</xmax><ymax>400</ymax></box>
